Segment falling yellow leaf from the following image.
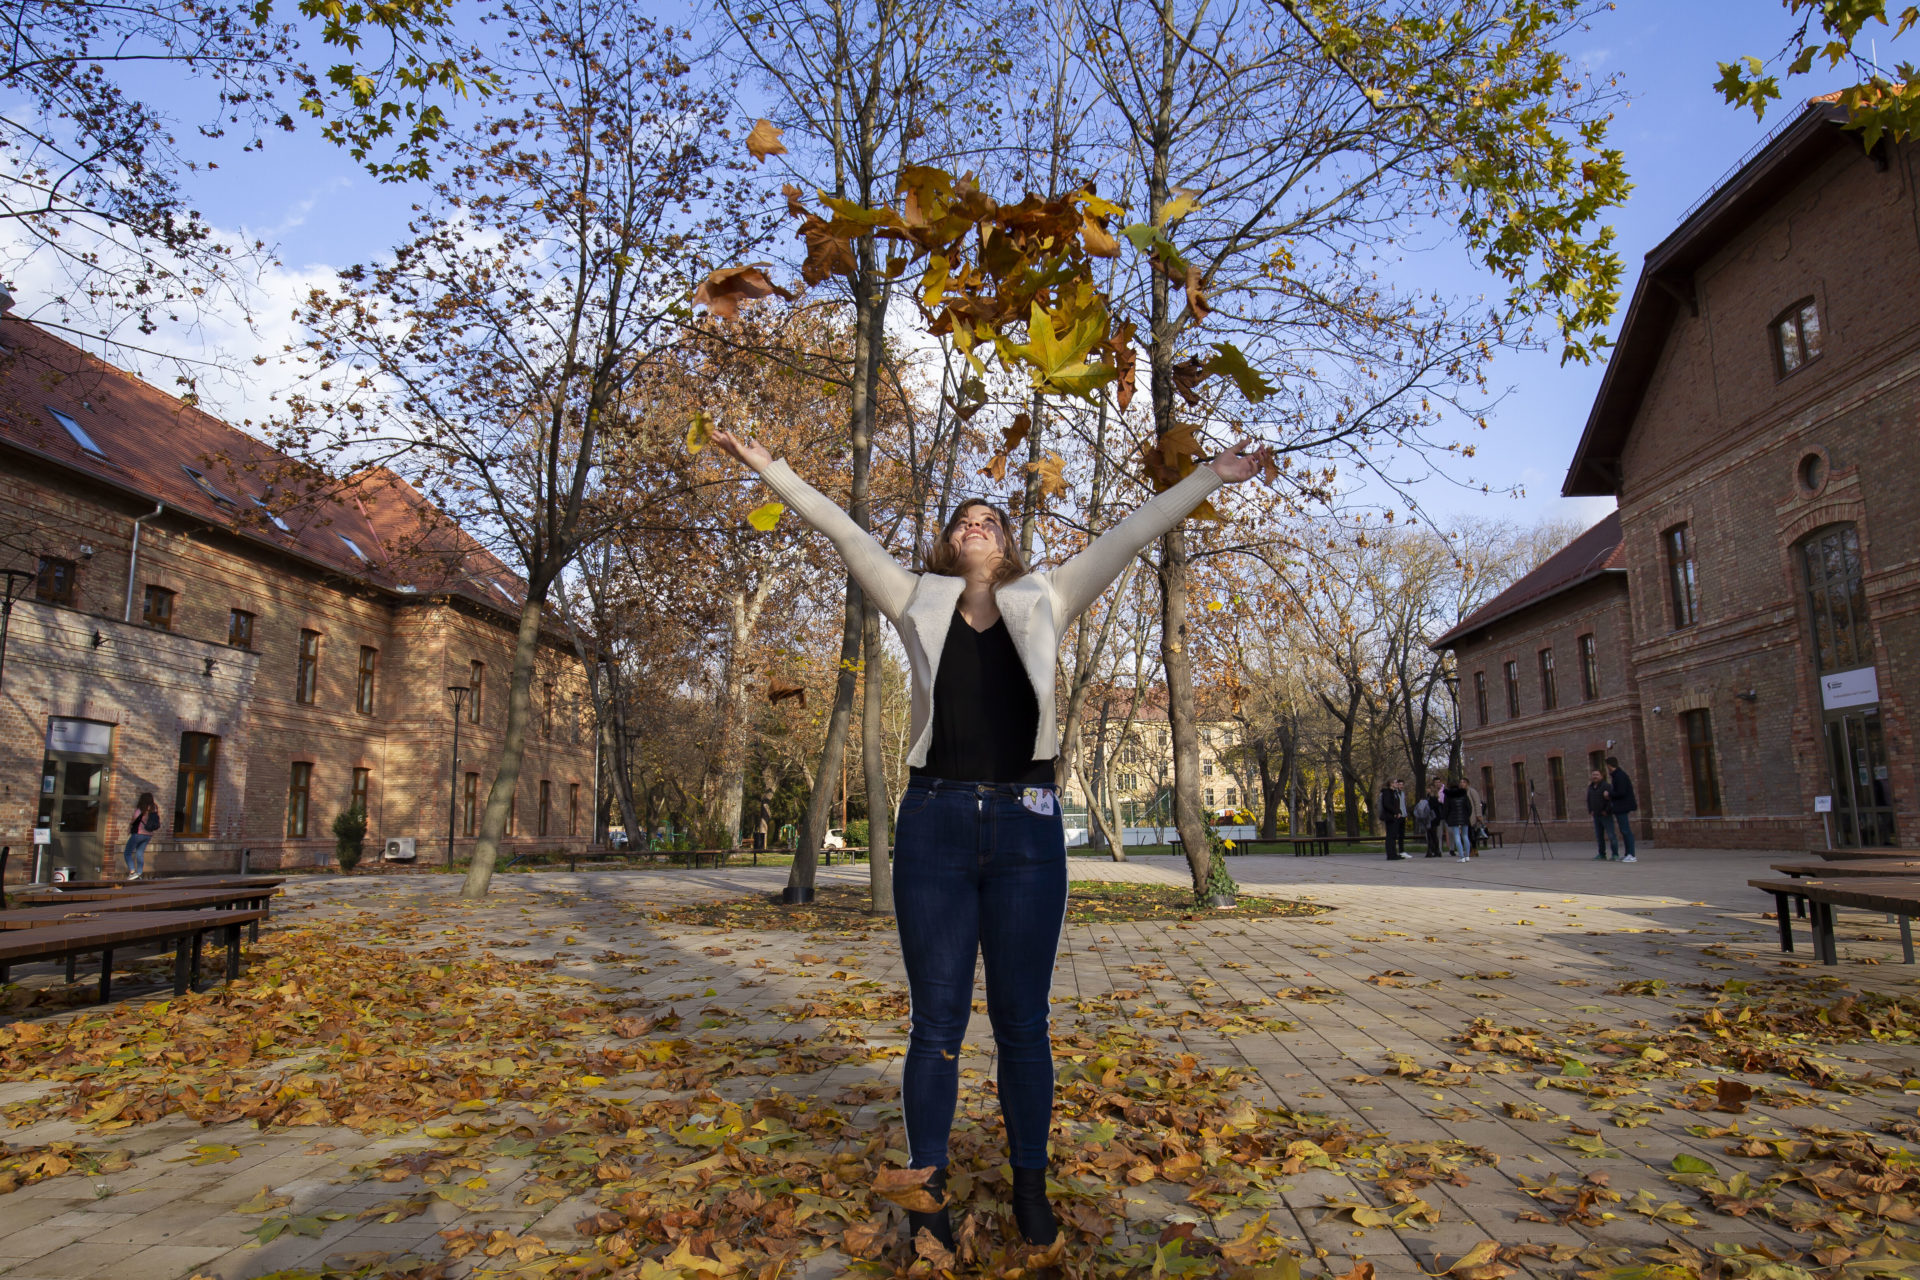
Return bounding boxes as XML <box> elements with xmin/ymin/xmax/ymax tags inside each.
<box><xmin>747</xmin><ymin>501</ymin><xmax>785</xmax><ymax>532</ymax></box>
<box><xmin>745</xmin><ymin>118</ymin><xmax>786</xmax><ymax>162</ymax></box>
<box><xmin>686</xmin><ymin>409</ymin><xmax>712</xmax><ymax>454</ymax></box>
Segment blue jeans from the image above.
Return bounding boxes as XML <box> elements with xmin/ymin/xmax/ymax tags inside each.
<box><xmin>1447</xmin><ymin>824</ymin><xmax>1470</xmax><ymax>856</ymax></box>
<box><xmin>1605</xmin><ymin>813</ymin><xmax>1635</xmax><ymax>858</ymax></box>
<box><xmin>893</xmin><ymin>777</ymin><xmax>1067</xmax><ymax>1171</ymax></box>
<box><xmin>122</xmin><ymin>832</ymin><xmax>151</xmax><ymax>876</ymax></box>
<box><xmin>1591</xmin><ymin>814</ymin><xmax>1617</xmax><ymax>858</ymax></box>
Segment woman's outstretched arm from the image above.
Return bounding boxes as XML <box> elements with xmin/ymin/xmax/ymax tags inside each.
<box><xmin>1049</xmin><ymin>439</ymin><xmax>1271</xmax><ymax>622</ymax></box>
<box><xmin>710</xmin><ymin>430</ymin><xmax>918</xmax><ymax>622</ymax></box>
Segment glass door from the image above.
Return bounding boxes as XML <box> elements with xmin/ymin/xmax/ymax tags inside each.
<box><xmin>1823</xmin><ymin>710</ymin><xmax>1897</xmax><ymax>847</ymax></box>
<box><xmin>35</xmin><ymin>754</ymin><xmax>108</xmax><ymax>879</ymax></box>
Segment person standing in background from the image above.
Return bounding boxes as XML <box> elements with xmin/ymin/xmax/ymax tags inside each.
<box><xmin>1585</xmin><ymin>769</ymin><xmax>1618</xmax><ymax>861</ymax></box>
<box><xmin>1416</xmin><ymin>779</ymin><xmax>1444</xmax><ymax>856</ymax></box>
<box><xmin>1605</xmin><ymin>756</ymin><xmax>1639</xmax><ymax>864</ymax></box>
<box><xmin>123</xmin><ymin>792</ymin><xmax>159</xmax><ymax>880</ymax></box>
<box><xmin>1441</xmin><ymin>775</ymin><xmax>1474</xmax><ymax>863</ymax></box>
<box><xmin>1378</xmin><ymin>778</ymin><xmax>1409</xmax><ymax>860</ymax></box>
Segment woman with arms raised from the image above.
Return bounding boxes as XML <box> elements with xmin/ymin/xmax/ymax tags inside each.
<box><xmin>709</xmin><ymin>428</ymin><xmax>1269</xmax><ymax>1251</ymax></box>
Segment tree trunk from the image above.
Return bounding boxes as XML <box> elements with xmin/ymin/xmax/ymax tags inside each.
<box><xmin>461</xmin><ymin>596</ymin><xmax>545</xmax><ymax>899</ymax></box>
<box><xmin>862</xmin><ymin>602</ymin><xmax>894</xmax><ymax>914</ymax></box>
<box><xmin>1159</xmin><ymin>530</ymin><xmax>1212</xmax><ymax>896</ymax></box>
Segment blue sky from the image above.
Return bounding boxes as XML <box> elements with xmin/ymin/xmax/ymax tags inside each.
<box><xmin>116</xmin><ymin>0</ymin><xmax>1914</xmax><ymax>532</ymax></box>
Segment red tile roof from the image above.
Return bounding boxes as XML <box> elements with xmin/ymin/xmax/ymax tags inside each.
<box><xmin>0</xmin><ymin>319</ymin><xmax>527</xmax><ymax>613</ymax></box>
<box><xmin>1429</xmin><ymin>511</ymin><xmax>1624</xmax><ymax>649</ymax></box>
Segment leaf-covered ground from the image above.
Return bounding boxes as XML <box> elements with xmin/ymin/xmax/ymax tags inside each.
<box><xmin>0</xmin><ymin>853</ymin><xmax>1916</xmax><ymax>1280</ymax></box>
<box><xmin>651</xmin><ymin>881</ymin><xmax>1327</xmax><ymax>931</ymax></box>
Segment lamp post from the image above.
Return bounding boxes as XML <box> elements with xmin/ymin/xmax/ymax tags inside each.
<box><xmin>446</xmin><ymin>685</ymin><xmax>471</xmax><ymax>866</ymax></box>
<box><xmin>0</xmin><ymin>568</ymin><xmax>35</xmax><ymax>696</ymax></box>
<box><xmin>1442</xmin><ymin>667</ymin><xmax>1462</xmax><ymax>780</ymax></box>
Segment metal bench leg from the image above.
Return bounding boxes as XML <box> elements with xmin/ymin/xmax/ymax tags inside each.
<box><xmin>1773</xmin><ymin>893</ymin><xmax>1794</xmax><ymax>952</ymax></box>
<box><xmin>190</xmin><ymin>929</ymin><xmax>205</xmax><ymax>991</ymax></box>
<box><xmin>225</xmin><ymin>923</ymin><xmax>242</xmax><ymax>983</ymax></box>
<box><xmin>174</xmin><ymin>937</ymin><xmax>191</xmax><ymax>995</ymax></box>
<box><xmin>1815</xmin><ymin>903</ymin><xmax>1837</xmax><ymax>965</ymax></box>
<box><xmin>65</xmin><ymin>953</ymin><xmax>77</xmax><ymax>984</ymax></box>
<box><xmin>1901</xmin><ymin>915</ymin><xmax>1914</xmax><ymax>965</ymax></box>
<box><xmin>98</xmin><ymin>947</ymin><xmax>113</xmax><ymax>1004</ymax></box>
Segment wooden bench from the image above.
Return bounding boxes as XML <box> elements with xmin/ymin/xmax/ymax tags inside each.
<box><xmin>1811</xmin><ymin>847</ymin><xmax>1920</xmax><ymax>861</ymax></box>
<box><xmin>7</xmin><ymin>886</ymin><xmax>279</xmax><ymax>939</ymax></box>
<box><xmin>1749</xmin><ymin>876</ymin><xmax>1919</xmax><ymax>965</ymax></box>
<box><xmin>1481</xmin><ymin>829</ymin><xmax>1506</xmax><ymax>849</ymax></box>
<box><xmin>1766</xmin><ymin>861</ymin><xmax>1920</xmax><ymax>918</ymax></box>
<box><xmin>0</xmin><ymin>908</ymin><xmax>266</xmax><ymax>1004</ymax></box>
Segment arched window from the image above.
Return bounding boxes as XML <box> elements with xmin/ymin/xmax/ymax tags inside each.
<box><xmin>1798</xmin><ymin>524</ymin><xmax>1869</xmax><ymax>672</ymax></box>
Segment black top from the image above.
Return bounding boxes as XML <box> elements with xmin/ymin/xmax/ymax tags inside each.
<box><xmin>912</xmin><ymin>610</ymin><xmax>1056</xmax><ymax>785</ymax></box>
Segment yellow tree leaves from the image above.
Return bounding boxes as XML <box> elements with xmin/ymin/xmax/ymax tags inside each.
<box><xmin>684</xmin><ymin>409</ymin><xmax>712</xmax><ymax>454</ymax></box>
<box><xmin>746</xmin><ymin>501</ymin><xmax>784</xmax><ymax>532</ymax></box>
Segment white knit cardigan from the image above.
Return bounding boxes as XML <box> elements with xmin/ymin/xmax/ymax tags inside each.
<box><xmin>754</xmin><ymin>458</ymin><xmax>1225</xmax><ymax>770</ymax></box>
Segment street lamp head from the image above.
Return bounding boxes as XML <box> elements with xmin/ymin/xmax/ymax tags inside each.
<box><xmin>1442</xmin><ymin>670</ymin><xmax>1460</xmax><ymax>695</ymax></box>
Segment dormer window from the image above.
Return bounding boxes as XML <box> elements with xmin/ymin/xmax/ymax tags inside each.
<box><xmin>1772</xmin><ymin>297</ymin><xmax>1822</xmax><ymax>377</ymax></box>
<box><xmin>48</xmin><ymin>406</ymin><xmax>107</xmax><ymax>457</ymax></box>
<box><xmin>181</xmin><ymin>465</ymin><xmax>236</xmax><ymax>508</ymax></box>
<box><xmin>338</xmin><ymin>534</ymin><xmax>369</xmax><ymax>561</ymax></box>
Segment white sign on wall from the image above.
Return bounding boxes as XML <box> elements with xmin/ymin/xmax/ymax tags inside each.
<box><xmin>45</xmin><ymin>717</ymin><xmax>113</xmax><ymax>755</ymax></box>
<box><xmin>1814</xmin><ymin>795</ymin><xmax>1833</xmax><ymax>813</ymax></box>
<box><xmin>1820</xmin><ymin>666</ymin><xmax>1880</xmax><ymax>712</ymax></box>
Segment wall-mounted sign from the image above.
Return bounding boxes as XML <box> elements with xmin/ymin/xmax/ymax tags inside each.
<box><xmin>1813</xmin><ymin>795</ymin><xmax>1833</xmax><ymax>813</ymax></box>
<box><xmin>1820</xmin><ymin>666</ymin><xmax>1879</xmax><ymax>712</ymax></box>
<box><xmin>45</xmin><ymin>717</ymin><xmax>113</xmax><ymax>755</ymax></box>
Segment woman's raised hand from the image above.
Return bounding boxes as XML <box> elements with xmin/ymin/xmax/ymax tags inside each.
<box><xmin>710</xmin><ymin>429</ymin><xmax>773</xmax><ymax>471</ymax></box>
<box><xmin>1207</xmin><ymin>438</ymin><xmax>1272</xmax><ymax>484</ymax></box>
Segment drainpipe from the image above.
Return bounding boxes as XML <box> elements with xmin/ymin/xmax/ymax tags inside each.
<box><xmin>124</xmin><ymin>503</ymin><xmax>164</xmax><ymax>622</ymax></box>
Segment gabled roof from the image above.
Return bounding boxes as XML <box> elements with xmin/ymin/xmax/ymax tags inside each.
<box><xmin>1563</xmin><ymin>101</ymin><xmax>1860</xmax><ymax>496</ymax></box>
<box><xmin>1430</xmin><ymin>511</ymin><xmax>1624</xmax><ymax>649</ymax></box>
<box><xmin>0</xmin><ymin>318</ymin><xmax>529</xmax><ymax>615</ymax></box>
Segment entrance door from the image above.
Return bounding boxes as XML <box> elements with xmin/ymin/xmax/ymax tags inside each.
<box><xmin>1823</xmin><ymin>710</ymin><xmax>1897</xmax><ymax>847</ymax></box>
<box><xmin>34</xmin><ymin>718</ymin><xmax>115</xmax><ymax>879</ymax></box>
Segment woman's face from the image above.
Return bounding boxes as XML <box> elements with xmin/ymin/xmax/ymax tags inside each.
<box><xmin>948</xmin><ymin>505</ymin><xmax>1007</xmax><ymax>570</ymax></box>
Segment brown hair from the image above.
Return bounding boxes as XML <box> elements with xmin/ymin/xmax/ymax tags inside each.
<box><xmin>924</xmin><ymin>498</ymin><xmax>1029</xmax><ymax>585</ymax></box>
<box><xmin>136</xmin><ymin>791</ymin><xmax>156</xmax><ymax>811</ymax></box>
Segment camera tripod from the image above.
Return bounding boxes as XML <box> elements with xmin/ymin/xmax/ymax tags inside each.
<box><xmin>1521</xmin><ymin>786</ymin><xmax>1555</xmax><ymax>859</ymax></box>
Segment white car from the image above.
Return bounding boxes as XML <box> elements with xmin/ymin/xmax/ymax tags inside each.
<box><xmin>822</xmin><ymin>828</ymin><xmax>846</xmax><ymax>851</ymax></box>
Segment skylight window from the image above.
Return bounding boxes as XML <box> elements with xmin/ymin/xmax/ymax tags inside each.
<box><xmin>491</xmin><ymin>581</ymin><xmax>514</xmax><ymax>600</ymax></box>
<box><xmin>250</xmin><ymin>495</ymin><xmax>292</xmax><ymax>534</ymax></box>
<box><xmin>339</xmin><ymin>534</ymin><xmax>369</xmax><ymax>561</ymax></box>
<box><xmin>181</xmin><ymin>465</ymin><xmax>236</xmax><ymax>508</ymax></box>
<box><xmin>48</xmin><ymin>406</ymin><xmax>106</xmax><ymax>457</ymax></box>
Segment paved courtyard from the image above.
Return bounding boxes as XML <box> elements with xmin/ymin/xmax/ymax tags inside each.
<box><xmin>0</xmin><ymin>848</ymin><xmax>1913</xmax><ymax>1279</ymax></box>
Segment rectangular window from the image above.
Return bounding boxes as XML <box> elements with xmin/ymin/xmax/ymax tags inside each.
<box><xmin>1772</xmin><ymin>297</ymin><xmax>1822</xmax><ymax>376</ymax></box>
<box><xmin>296</xmin><ymin>630</ymin><xmax>320</xmax><ymax>704</ymax></box>
<box><xmin>1473</xmin><ymin>671</ymin><xmax>1488</xmax><ymax>727</ymax></box>
<box><xmin>568</xmin><ymin>782</ymin><xmax>580</xmax><ymax>837</ymax></box>
<box><xmin>468</xmin><ymin>661</ymin><xmax>484</xmax><ymax>723</ymax></box>
<box><xmin>34</xmin><ymin>556</ymin><xmax>76</xmax><ymax>606</ymax></box>
<box><xmin>538</xmin><ymin>780</ymin><xmax>551</xmax><ymax>836</ymax></box>
<box><xmin>462</xmin><ymin>772</ymin><xmax>479</xmax><ymax>837</ymax></box>
<box><xmin>1579</xmin><ymin>633</ymin><xmax>1599</xmax><ymax>701</ymax></box>
<box><xmin>228</xmin><ymin>609</ymin><xmax>255</xmax><ymax>649</ymax></box>
<box><xmin>350</xmin><ymin>766</ymin><xmax>370</xmax><ymax>816</ymax></box>
<box><xmin>1226</xmin><ymin>788</ymin><xmax>1238</xmax><ymax>807</ymax></box>
<box><xmin>1510</xmin><ymin>761</ymin><xmax>1528</xmax><ymax>820</ymax></box>
<box><xmin>141</xmin><ymin>584</ymin><xmax>175</xmax><ymax>630</ymax></box>
<box><xmin>1683</xmin><ymin>709</ymin><xmax>1723</xmax><ymax>817</ymax></box>
<box><xmin>1480</xmin><ymin>766</ymin><xmax>1496</xmax><ymax>821</ymax></box>
<box><xmin>1664</xmin><ymin>524</ymin><xmax>1698</xmax><ymax>629</ymax></box>
<box><xmin>1202</xmin><ymin>762</ymin><xmax>1214</xmax><ymax>777</ymax></box>
<box><xmin>1588</xmin><ymin>749</ymin><xmax>1606</xmax><ymax>777</ymax></box>
<box><xmin>175</xmin><ymin>733</ymin><xmax>219</xmax><ymax>837</ymax></box>
<box><xmin>1538</xmin><ymin>648</ymin><xmax>1557</xmax><ymax>711</ymax></box>
<box><xmin>48</xmin><ymin>405</ymin><xmax>107</xmax><ymax>456</ymax></box>
<box><xmin>356</xmin><ymin>646</ymin><xmax>378</xmax><ymax>716</ymax></box>
<box><xmin>1547</xmin><ymin>756</ymin><xmax>1567</xmax><ymax>820</ymax></box>
<box><xmin>1504</xmin><ymin>661</ymin><xmax>1521</xmax><ymax>717</ymax></box>
<box><xmin>1204</xmin><ymin>788</ymin><xmax>1215</xmax><ymax>806</ymax></box>
<box><xmin>287</xmin><ymin>761</ymin><xmax>312</xmax><ymax>837</ymax></box>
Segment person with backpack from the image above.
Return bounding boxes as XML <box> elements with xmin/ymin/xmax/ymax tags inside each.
<box><xmin>1378</xmin><ymin>778</ymin><xmax>1409</xmax><ymax>860</ymax></box>
<box><xmin>123</xmin><ymin>792</ymin><xmax>160</xmax><ymax>880</ymax></box>
<box><xmin>1441</xmin><ymin>776</ymin><xmax>1475</xmax><ymax>862</ymax></box>
<box><xmin>1585</xmin><ymin>769</ymin><xmax>1618</xmax><ymax>861</ymax></box>
<box><xmin>1414</xmin><ymin>778</ymin><xmax>1443</xmax><ymax>856</ymax></box>
<box><xmin>1606</xmin><ymin>756</ymin><xmax>1639</xmax><ymax>863</ymax></box>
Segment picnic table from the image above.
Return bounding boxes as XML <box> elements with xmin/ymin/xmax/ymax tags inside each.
<box><xmin>1811</xmin><ymin>847</ymin><xmax>1920</xmax><ymax>861</ymax></box>
<box><xmin>0</xmin><ymin>908</ymin><xmax>266</xmax><ymax>1004</ymax></box>
<box><xmin>1750</xmin><ymin>875</ymin><xmax>1920</xmax><ymax>965</ymax></box>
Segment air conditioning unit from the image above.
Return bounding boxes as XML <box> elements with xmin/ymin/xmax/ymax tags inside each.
<box><xmin>382</xmin><ymin>837</ymin><xmax>417</xmax><ymax>862</ymax></box>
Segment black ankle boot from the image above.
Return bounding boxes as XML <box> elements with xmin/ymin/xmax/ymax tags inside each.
<box><xmin>905</xmin><ymin>1165</ymin><xmax>954</xmax><ymax>1251</ymax></box>
<box><xmin>1010</xmin><ymin>1167</ymin><xmax>1058</xmax><ymax>1246</ymax></box>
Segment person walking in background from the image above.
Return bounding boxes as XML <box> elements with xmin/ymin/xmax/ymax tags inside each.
<box><xmin>1416</xmin><ymin>779</ymin><xmax>1443</xmax><ymax>856</ymax></box>
<box><xmin>1464</xmin><ymin>776</ymin><xmax>1487</xmax><ymax>857</ymax></box>
<box><xmin>1606</xmin><ymin>756</ymin><xmax>1639</xmax><ymax>863</ymax></box>
<box><xmin>1379</xmin><ymin>778</ymin><xmax>1409</xmax><ymax>860</ymax></box>
<box><xmin>123</xmin><ymin>792</ymin><xmax>159</xmax><ymax>880</ymax></box>
<box><xmin>1586</xmin><ymin>769</ymin><xmax>1618</xmax><ymax>861</ymax></box>
<box><xmin>1441</xmin><ymin>775</ymin><xmax>1474</xmax><ymax>862</ymax></box>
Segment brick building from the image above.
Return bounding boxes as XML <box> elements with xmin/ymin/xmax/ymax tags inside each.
<box><xmin>0</xmin><ymin>319</ymin><xmax>598</xmax><ymax>877</ymax></box>
<box><xmin>1432</xmin><ymin>513</ymin><xmax>1647</xmax><ymax>847</ymax></box>
<box><xmin>1440</xmin><ymin>99</ymin><xmax>1920</xmax><ymax>851</ymax></box>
